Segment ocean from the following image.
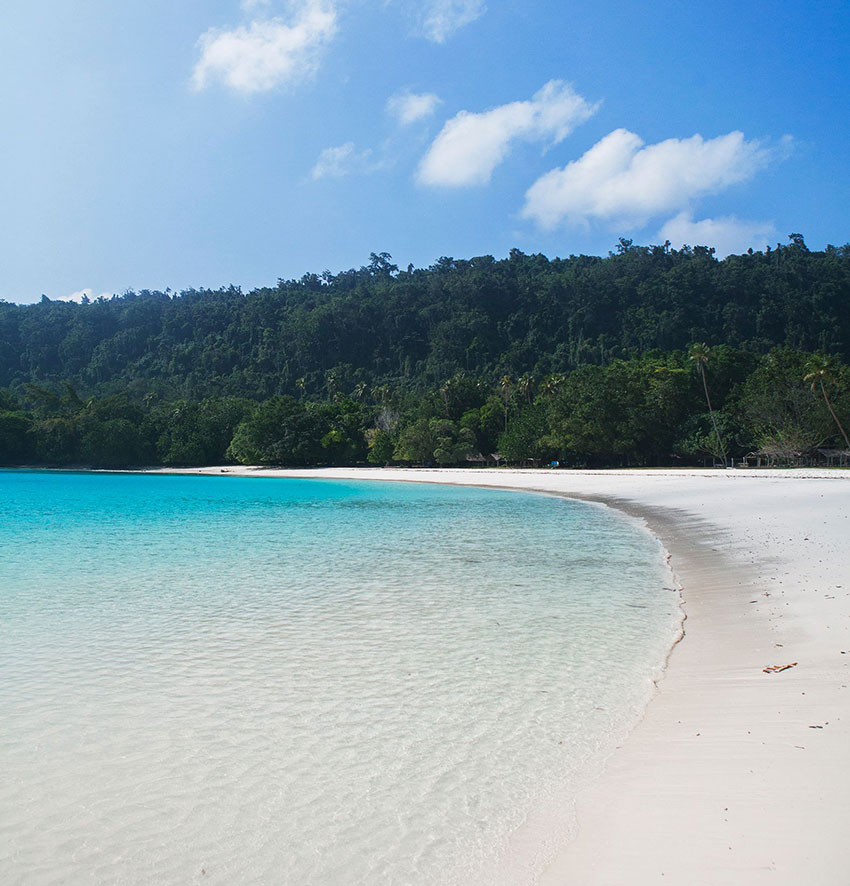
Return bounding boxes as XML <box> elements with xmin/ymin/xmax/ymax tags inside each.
<box><xmin>0</xmin><ymin>470</ymin><xmax>680</xmax><ymax>885</ymax></box>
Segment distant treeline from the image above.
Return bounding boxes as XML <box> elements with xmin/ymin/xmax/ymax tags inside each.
<box><xmin>1</xmin><ymin>346</ymin><xmax>847</xmax><ymax>468</ymax></box>
<box><xmin>1</xmin><ymin>236</ymin><xmax>849</xmax><ymax>403</ymax></box>
<box><xmin>1</xmin><ymin>235</ymin><xmax>848</xmax><ymax>468</ymax></box>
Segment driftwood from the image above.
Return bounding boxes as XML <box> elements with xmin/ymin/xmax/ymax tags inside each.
<box><xmin>763</xmin><ymin>662</ymin><xmax>798</xmax><ymax>673</ymax></box>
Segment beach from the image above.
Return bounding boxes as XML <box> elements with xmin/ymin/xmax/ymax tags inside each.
<box><xmin>161</xmin><ymin>466</ymin><xmax>850</xmax><ymax>884</ymax></box>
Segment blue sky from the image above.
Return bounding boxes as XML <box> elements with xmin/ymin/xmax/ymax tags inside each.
<box><xmin>1</xmin><ymin>0</ymin><xmax>848</xmax><ymax>303</ymax></box>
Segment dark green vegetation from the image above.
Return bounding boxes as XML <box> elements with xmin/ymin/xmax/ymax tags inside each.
<box><xmin>1</xmin><ymin>237</ymin><xmax>848</xmax><ymax>468</ymax></box>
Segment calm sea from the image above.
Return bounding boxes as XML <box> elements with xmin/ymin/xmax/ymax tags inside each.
<box><xmin>0</xmin><ymin>471</ymin><xmax>679</xmax><ymax>885</ymax></box>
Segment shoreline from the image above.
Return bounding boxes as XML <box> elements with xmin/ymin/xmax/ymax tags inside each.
<box><xmin>143</xmin><ymin>465</ymin><xmax>850</xmax><ymax>884</ymax></box>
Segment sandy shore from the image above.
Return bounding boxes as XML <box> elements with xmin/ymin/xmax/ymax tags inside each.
<box><xmin>153</xmin><ymin>466</ymin><xmax>850</xmax><ymax>884</ymax></box>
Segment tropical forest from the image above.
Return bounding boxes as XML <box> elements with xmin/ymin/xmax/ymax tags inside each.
<box><xmin>1</xmin><ymin>235</ymin><xmax>848</xmax><ymax>469</ymax></box>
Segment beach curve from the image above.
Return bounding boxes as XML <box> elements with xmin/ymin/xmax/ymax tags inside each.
<box><xmin>149</xmin><ymin>466</ymin><xmax>850</xmax><ymax>884</ymax></box>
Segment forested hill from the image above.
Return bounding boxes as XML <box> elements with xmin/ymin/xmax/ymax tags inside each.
<box><xmin>2</xmin><ymin>237</ymin><xmax>849</xmax><ymax>399</ymax></box>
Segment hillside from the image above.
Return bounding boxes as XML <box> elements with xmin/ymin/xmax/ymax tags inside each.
<box><xmin>1</xmin><ymin>237</ymin><xmax>848</xmax><ymax>470</ymax></box>
<box><xmin>2</xmin><ymin>238</ymin><xmax>848</xmax><ymax>400</ymax></box>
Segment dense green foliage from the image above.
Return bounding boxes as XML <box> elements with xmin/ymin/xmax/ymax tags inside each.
<box><xmin>1</xmin><ymin>237</ymin><xmax>848</xmax><ymax>469</ymax></box>
<box><xmin>2</xmin><ymin>238</ymin><xmax>849</xmax><ymax>400</ymax></box>
<box><xmin>1</xmin><ymin>346</ymin><xmax>847</xmax><ymax>469</ymax></box>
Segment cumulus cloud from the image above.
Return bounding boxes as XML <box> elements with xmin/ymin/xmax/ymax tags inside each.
<box><xmin>522</xmin><ymin>128</ymin><xmax>772</xmax><ymax>229</ymax></box>
<box><xmin>421</xmin><ymin>0</ymin><xmax>486</xmax><ymax>42</ymax></box>
<box><xmin>386</xmin><ymin>90</ymin><xmax>442</xmax><ymax>125</ymax></box>
<box><xmin>658</xmin><ymin>212</ymin><xmax>777</xmax><ymax>258</ymax></box>
<box><xmin>417</xmin><ymin>81</ymin><xmax>598</xmax><ymax>188</ymax></box>
<box><xmin>311</xmin><ymin>142</ymin><xmax>374</xmax><ymax>180</ymax></box>
<box><xmin>192</xmin><ymin>1</ymin><xmax>337</xmax><ymax>94</ymax></box>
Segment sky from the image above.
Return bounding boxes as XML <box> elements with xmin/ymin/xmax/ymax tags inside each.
<box><xmin>1</xmin><ymin>0</ymin><xmax>848</xmax><ymax>304</ymax></box>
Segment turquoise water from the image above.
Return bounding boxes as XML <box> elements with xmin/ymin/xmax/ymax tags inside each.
<box><xmin>0</xmin><ymin>471</ymin><xmax>679</xmax><ymax>885</ymax></box>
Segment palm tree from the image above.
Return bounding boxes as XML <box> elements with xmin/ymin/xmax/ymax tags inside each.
<box><xmin>689</xmin><ymin>343</ymin><xmax>727</xmax><ymax>466</ymax></box>
<box><xmin>498</xmin><ymin>375</ymin><xmax>514</xmax><ymax>430</ymax></box>
<box><xmin>804</xmin><ymin>356</ymin><xmax>850</xmax><ymax>449</ymax></box>
<box><xmin>438</xmin><ymin>379</ymin><xmax>454</xmax><ymax>413</ymax></box>
<box><xmin>325</xmin><ymin>369</ymin><xmax>338</xmax><ymax>400</ymax></box>
<box><xmin>517</xmin><ymin>373</ymin><xmax>535</xmax><ymax>403</ymax></box>
<box><xmin>540</xmin><ymin>373</ymin><xmax>565</xmax><ymax>401</ymax></box>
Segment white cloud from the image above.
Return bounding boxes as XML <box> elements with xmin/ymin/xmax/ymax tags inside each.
<box><xmin>192</xmin><ymin>1</ymin><xmax>337</xmax><ymax>94</ymax></box>
<box><xmin>522</xmin><ymin>128</ymin><xmax>772</xmax><ymax>229</ymax></box>
<box><xmin>311</xmin><ymin>142</ymin><xmax>373</xmax><ymax>180</ymax></box>
<box><xmin>386</xmin><ymin>90</ymin><xmax>442</xmax><ymax>125</ymax></box>
<box><xmin>417</xmin><ymin>80</ymin><xmax>598</xmax><ymax>187</ymax></box>
<box><xmin>658</xmin><ymin>212</ymin><xmax>777</xmax><ymax>258</ymax></box>
<box><xmin>421</xmin><ymin>0</ymin><xmax>486</xmax><ymax>42</ymax></box>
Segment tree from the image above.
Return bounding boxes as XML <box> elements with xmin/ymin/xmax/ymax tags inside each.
<box><xmin>0</xmin><ymin>411</ymin><xmax>32</xmax><ymax>463</ymax></box>
<box><xmin>517</xmin><ymin>373</ymin><xmax>535</xmax><ymax>403</ymax></box>
<box><xmin>498</xmin><ymin>375</ymin><xmax>514</xmax><ymax>430</ymax></box>
<box><xmin>81</xmin><ymin>418</ymin><xmax>148</xmax><ymax>467</ymax></box>
<box><xmin>674</xmin><ymin>412</ymin><xmax>735</xmax><ymax>464</ymax></box>
<box><xmin>438</xmin><ymin>420</ymin><xmax>477</xmax><ymax>465</ymax></box>
<box><xmin>2</xmin><ymin>241</ymin><xmax>849</xmax><ymax>403</ymax></box>
<box><xmin>227</xmin><ymin>396</ymin><xmax>327</xmax><ymax>465</ymax></box>
<box><xmin>689</xmin><ymin>343</ymin><xmax>726</xmax><ymax>466</ymax></box>
<box><xmin>734</xmin><ymin>348</ymin><xmax>834</xmax><ymax>456</ymax></box>
<box><xmin>314</xmin><ymin>399</ymin><xmax>369</xmax><ymax>464</ymax></box>
<box><xmin>804</xmin><ymin>355</ymin><xmax>850</xmax><ymax>448</ymax></box>
<box><xmin>545</xmin><ymin>365</ymin><xmax>635</xmax><ymax>463</ymax></box>
<box><xmin>31</xmin><ymin>416</ymin><xmax>78</xmax><ymax>464</ymax></box>
<box><xmin>76</xmin><ymin>395</ymin><xmax>153</xmax><ymax>466</ymax></box>
<box><xmin>539</xmin><ymin>374</ymin><xmax>566</xmax><ymax>401</ymax></box>
<box><xmin>366</xmin><ymin>252</ymin><xmax>398</xmax><ymax>277</ymax></box>
<box><xmin>498</xmin><ymin>404</ymin><xmax>547</xmax><ymax>463</ymax></box>
<box><xmin>366</xmin><ymin>428</ymin><xmax>395</xmax><ymax>464</ymax></box>
<box><xmin>392</xmin><ymin>417</ymin><xmax>476</xmax><ymax>465</ymax></box>
<box><xmin>393</xmin><ymin>418</ymin><xmax>436</xmax><ymax>464</ymax></box>
<box><xmin>154</xmin><ymin>397</ymin><xmax>252</xmax><ymax>465</ymax></box>
<box><xmin>325</xmin><ymin>369</ymin><xmax>339</xmax><ymax>400</ymax></box>
<box><xmin>438</xmin><ymin>373</ymin><xmax>485</xmax><ymax>420</ymax></box>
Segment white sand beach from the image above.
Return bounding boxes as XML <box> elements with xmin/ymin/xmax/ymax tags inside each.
<box><xmin>157</xmin><ymin>466</ymin><xmax>850</xmax><ymax>884</ymax></box>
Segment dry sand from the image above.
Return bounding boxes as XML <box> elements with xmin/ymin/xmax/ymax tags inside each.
<box><xmin>156</xmin><ymin>466</ymin><xmax>850</xmax><ymax>884</ymax></box>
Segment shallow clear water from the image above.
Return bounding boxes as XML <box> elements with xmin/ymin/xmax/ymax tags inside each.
<box><xmin>0</xmin><ymin>471</ymin><xmax>679</xmax><ymax>886</ymax></box>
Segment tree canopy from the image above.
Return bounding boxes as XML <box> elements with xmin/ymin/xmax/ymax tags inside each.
<box><xmin>1</xmin><ymin>238</ymin><xmax>848</xmax><ymax>469</ymax></box>
<box><xmin>2</xmin><ymin>238</ymin><xmax>848</xmax><ymax>401</ymax></box>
